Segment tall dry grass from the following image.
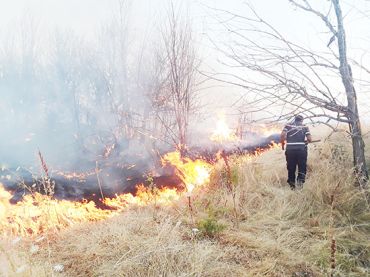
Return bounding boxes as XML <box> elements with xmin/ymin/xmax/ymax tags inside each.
<box><xmin>1</xmin><ymin>131</ymin><xmax>369</xmax><ymax>276</ymax></box>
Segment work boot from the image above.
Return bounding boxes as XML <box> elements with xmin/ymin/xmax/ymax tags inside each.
<box><xmin>296</xmin><ymin>180</ymin><xmax>304</xmax><ymax>189</ymax></box>
<box><xmin>288</xmin><ymin>182</ymin><xmax>295</xmax><ymax>190</ymax></box>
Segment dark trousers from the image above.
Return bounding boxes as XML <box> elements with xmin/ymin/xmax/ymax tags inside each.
<box><xmin>285</xmin><ymin>148</ymin><xmax>307</xmax><ymax>185</ymax></box>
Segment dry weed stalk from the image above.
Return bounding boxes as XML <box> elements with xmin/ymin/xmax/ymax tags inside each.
<box><xmin>147</xmin><ymin>174</ymin><xmax>160</xmax><ymax>221</ymax></box>
<box><xmin>329</xmin><ymin>181</ymin><xmax>340</xmax><ymax>277</ymax></box>
<box><xmin>38</xmin><ymin>150</ymin><xmax>49</xmax><ymax>178</ymax></box>
<box><xmin>95</xmin><ymin>161</ymin><xmax>105</xmax><ymax>200</ymax></box>
<box><xmin>186</xmin><ymin>191</ymin><xmax>195</xmax><ymax>226</ymax></box>
<box><xmin>38</xmin><ymin>150</ymin><xmax>54</xmax><ymax>197</ymax></box>
<box><xmin>220</xmin><ymin>150</ymin><xmax>239</xmax><ymax>226</ymax></box>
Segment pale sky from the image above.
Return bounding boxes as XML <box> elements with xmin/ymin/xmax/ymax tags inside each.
<box><xmin>0</xmin><ymin>0</ymin><xmax>369</xmax><ymax>123</ymax></box>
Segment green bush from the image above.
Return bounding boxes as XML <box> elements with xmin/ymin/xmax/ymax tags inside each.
<box><xmin>197</xmin><ymin>217</ymin><xmax>226</xmax><ymax>238</ymax></box>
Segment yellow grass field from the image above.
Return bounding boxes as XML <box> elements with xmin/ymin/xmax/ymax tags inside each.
<box><xmin>1</xmin><ymin>129</ymin><xmax>369</xmax><ymax>277</ymax></box>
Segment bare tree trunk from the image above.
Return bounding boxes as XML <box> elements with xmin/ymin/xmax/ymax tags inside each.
<box><xmin>209</xmin><ymin>0</ymin><xmax>368</xmax><ymax>184</ymax></box>
<box><xmin>333</xmin><ymin>0</ymin><xmax>368</xmax><ymax>183</ymax></box>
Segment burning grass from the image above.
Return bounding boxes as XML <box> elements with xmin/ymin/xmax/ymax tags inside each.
<box><xmin>0</xmin><ymin>184</ymin><xmax>182</xmax><ymax>237</ymax></box>
<box><xmin>161</xmin><ymin>151</ymin><xmax>212</xmax><ymax>193</ymax></box>
<box><xmin>1</xmin><ymin>131</ymin><xmax>369</xmax><ymax>276</ymax></box>
<box><xmin>0</xmin><ymin>150</ymin><xmax>212</xmax><ymax>238</ymax></box>
<box><xmin>0</xmin><ymin>186</ymin><xmax>112</xmax><ymax>237</ymax></box>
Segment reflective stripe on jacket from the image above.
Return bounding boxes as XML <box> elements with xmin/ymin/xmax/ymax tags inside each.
<box><xmin>283</xmin><ymin>124</ymin><xmax>310</xmax><ymax>150</ymax></box>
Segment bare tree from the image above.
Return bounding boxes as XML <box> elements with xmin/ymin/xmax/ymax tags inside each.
<box><xmin>208</xmin><ymin>0</ymin><xmax>368</xmax><ymax>183</ymax></box>
<box><xmin>152</xmin><ymin>2</ymin><xmax>200</xmax><ymax>151</ymax></box>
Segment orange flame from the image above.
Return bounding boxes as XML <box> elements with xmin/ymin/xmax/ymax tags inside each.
<box><xmin>161</xmin><ymin>151</ymin><xmax>212</xmax><ymax>194</ymax></box>
<box><xmin>0</xmin><ymin>184</ymin><xmax>113</xmax><ymax>237</ymax></box>
<box><xmin>0</xmin><ymin>149</ymin><xmax>213</xmax><ymax>237</ymax></box>
<box><xmin>0</xmin><ymin>138</ymin><xmax>280</xmax><ymax>237</ymax></box>
<box><xmin>210</xmin><ymin>115</ymin><xmax>238</xmax><ymax>143</ymax></box>
<box><xmin>0</xmin><ymin>182</ymin><xmax>180</xmax><ymax>237</ymax></box>
<box><xmin>251</xmin><ymin>141</ymin><xmax>281</xmax><ymax>156</ymax></box>
<box><xmin>103</xmin><ymin>185</ymin><xmax>179</xmax><ymax>208</ymax></box>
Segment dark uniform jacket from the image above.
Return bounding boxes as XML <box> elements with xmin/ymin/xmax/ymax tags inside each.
<box><xmin>283</xmin><ymin>123</ymin><xmax>310</xmax><ymax>150</ymax></box>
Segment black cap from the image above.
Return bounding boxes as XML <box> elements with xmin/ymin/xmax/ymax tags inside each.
<box><xmin>295</xmin><ymin>115</ymin><xmax>304</xmax><ymax>121</ymax></box>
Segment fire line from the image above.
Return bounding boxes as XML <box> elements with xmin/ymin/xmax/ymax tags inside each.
<box><xmin>0</xmin><ymin>128</ymin><xmax>280</xmax><ymax>237</ymax></box>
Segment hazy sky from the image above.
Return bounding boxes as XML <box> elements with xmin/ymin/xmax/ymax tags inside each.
<box><xmin>0</xmin><ymin>1</ymin><xmax>368</xmax><ymax>69</ymax></box>
<box><xmin>1</xmin><ymin>0</ymin><xmax>368</xmax><ymax>42</ymax></box>
<box><xmin>0</xmin><ymin>0</ymin><xmax>369</xmax><ymax>121</ymax></box>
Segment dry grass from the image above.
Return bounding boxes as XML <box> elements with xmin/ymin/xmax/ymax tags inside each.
<box><xmin>1</xmin><ymin>130</ymin><xmax>369</xmax><ymax>277</ymax></box>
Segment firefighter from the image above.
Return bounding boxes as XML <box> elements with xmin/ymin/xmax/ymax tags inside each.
<box><xmin>280</xmin><ymin>115</ymin><xmax>312</xmax><ymax>189</ymax></box>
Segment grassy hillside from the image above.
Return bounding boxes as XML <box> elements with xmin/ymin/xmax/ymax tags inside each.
<box><xmin>1</xmin><ymin>131</ymin><xmax>369</xmax><ymax>277</ymax></box>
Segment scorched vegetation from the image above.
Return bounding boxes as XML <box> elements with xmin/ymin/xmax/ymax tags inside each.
<box><xmin>1</xmin><ymin>130</ymin><xmax>369</xmax><ymax>277</ymax></box>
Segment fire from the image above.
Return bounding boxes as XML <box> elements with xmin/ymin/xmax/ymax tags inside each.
<box><xmin>253</xmin><ymin>141</ymin><xmax>280</xmax><ymax>156</ymax></box>
<box><xmin>103</xmin><ymin>185</ymin><xmax>179</xmax><ymax>208</ymax></box>
<box><xmin>0</xmin><ymin>183</ymin><xmax>180</xmax><ymax>237</ymax></box>
<box><xmin>161</xmin><ymin>151</ymin><xmax>212</xmax><ymax>193</ymax></box>
<box><xmin>0</xmin><ymin>149</ymin><xmax>212</xmax><ymax>237</ymax></box>
<box><xmin>0</xmin><ymin>184</ymin><xmax>113</xmax><ymax>237</ymax></box>
<box><xmin>0</xmin><ymin>130</ymin><xmax>279</xmax><ymax>238</ymax></box>
<box><xmin>210</xmin><ymin>115</ymin><xmax>238</xmax><ymax>143</ymax></box>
